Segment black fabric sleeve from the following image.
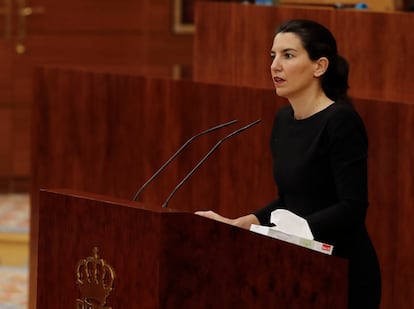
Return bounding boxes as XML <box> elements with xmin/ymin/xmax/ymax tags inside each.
<box><xmin>304</xmin><ymin>108</ymin><xmax>369</xmax><ymax>242</ymax></box>
<box><xmin>253</xmin><ymin>198</ymin><xmax>283</xmax><ymax>226</ymax></box>
<box><xmin>253</xmin><ymin>107</ymin><xmax>288</xmax><ymax>226</ymax></box>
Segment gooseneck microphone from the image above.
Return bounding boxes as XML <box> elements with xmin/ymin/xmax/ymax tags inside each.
<box><xmin>132</xmin><ymin>119</ymin><xmax>238</xmax><ymax>201</ymax></box>
<box><xmin>162</xmin><ymin>119</ymin><xmax>261</xmax><ymax>208</ymax></box>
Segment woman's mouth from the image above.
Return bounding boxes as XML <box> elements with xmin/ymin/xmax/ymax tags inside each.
<box><xmin>273</xmin><ymin>76</ymin><xmax>285</xmax><ymax>86</ymax></box>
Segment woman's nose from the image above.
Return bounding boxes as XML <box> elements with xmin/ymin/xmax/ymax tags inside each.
<box><xmin>271</xmin><ymin>57</ymin><xmax>281</xmax><ymax>72</ymax></box>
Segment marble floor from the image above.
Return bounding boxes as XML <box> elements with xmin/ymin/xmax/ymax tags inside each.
<box><xmin>0</xmin><ymin>194</ymin><xmax>29</xmax><ymax>309</ymax></box>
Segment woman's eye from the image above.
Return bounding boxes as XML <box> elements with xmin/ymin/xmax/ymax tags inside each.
<box><xmin>285</xmin><ymin>53</ymin><xmax>293</xmax><ymax>59</ymax></box>
<box><xmin>270</xmin><ymin>52</ymin><xmax>275</xmax><ymax>59</ymax></box>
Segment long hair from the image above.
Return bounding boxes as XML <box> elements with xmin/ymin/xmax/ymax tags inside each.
<box><xmin>276</xmin><ymin>19</ymin><xmax>352</xmax><ymax>105</ymax></box>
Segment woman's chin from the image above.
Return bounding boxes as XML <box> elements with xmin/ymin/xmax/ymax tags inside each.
<box><xmin>275</xmin><ymin>88</ymin><xmax>288</xmax><ymax>98</ymax></box>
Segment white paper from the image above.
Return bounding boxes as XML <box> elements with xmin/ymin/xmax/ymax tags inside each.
<box><xmin>270</xmin><ymin>209</ymin><xmax>314</xmax><ymax>240</ymax></box>
<box><xmin>250</xmin><ymin>224</ymin><xmax>333</xmax><ymax>255</ymax></box>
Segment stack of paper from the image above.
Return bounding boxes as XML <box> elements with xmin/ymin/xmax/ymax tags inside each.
<box><xmin>250</xmin><ymin>224</ymin><xmax>334</xmax><ymax>255</ymax></box>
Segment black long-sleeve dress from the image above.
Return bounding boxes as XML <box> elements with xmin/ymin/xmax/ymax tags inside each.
<box><xmin>254</xmin><ymin>102</ymin><xmax>381</xmax><ymax>308</ymax></box>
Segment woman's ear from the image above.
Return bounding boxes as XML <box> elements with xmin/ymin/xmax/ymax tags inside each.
<box><xmin>314</xmin><ymin>57</ymin><xmax>329</xmax><ymax>77</ymax></box>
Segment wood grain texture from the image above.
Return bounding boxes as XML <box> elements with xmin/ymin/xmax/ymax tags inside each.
<box><xmin>335</xmin><ymin>10</ymin><xmax>414</xmax><ymax>103</ymax></box>
<box><xmin>37</xmin><ymin>189</ymin><xmax>347</xmax><ymax>308</ymax></box>
<box><xmin>31</xmin><ymin>67</ymin><xmax>278</xmax><ymax>213</ymax></box>
<box><xmin>32</xmin><ymin>68</ymin><xmax>414</xmax><ymax>308</ymax></box>
<box><xmin>0</xmin><ymin>0</ymin><xmax>194</xmax><ymax>192</ymax></box>
<box><xmin>30</xmin><ymin>67</ymin><xmax>279</xmax><ymax>307</ymax></box>
<box><xmin>194</xmin><ymin>3</ymin><xmax>414</xmax><ymax>103</ymax></box>
<box><xmin>0</xmin><ymin>108</ymin><xmax>12</xmax><ymax>179</ymax></box>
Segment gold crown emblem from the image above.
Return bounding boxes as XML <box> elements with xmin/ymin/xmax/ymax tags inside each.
<box><xmin>76</xmin><ymin>247</ymin><xmax>116</xmax><ymax>309</ymax></box>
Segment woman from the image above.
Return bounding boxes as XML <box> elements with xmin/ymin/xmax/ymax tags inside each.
<box><xmin>196</xmin><ymin>19</ymin><xmax>381</xmax><ymax>308</ymax></box>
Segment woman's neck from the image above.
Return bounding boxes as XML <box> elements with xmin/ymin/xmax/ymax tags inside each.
<box><xmin>289</xmin><ymin>90</ymin><xmax>334</xmax><ymax>120</ymax></box>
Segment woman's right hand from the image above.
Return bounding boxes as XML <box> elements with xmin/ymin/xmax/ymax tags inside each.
<box><xmin>195</xmin><ymin>210</ymin><xmax>234</xmax><ymax>225</ymax></box>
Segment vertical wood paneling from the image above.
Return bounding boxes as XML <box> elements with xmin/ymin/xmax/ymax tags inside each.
<box><xmin>356</xmin><ymin>100</ymin><xmax>399</xmax><ymax>309</ymax></box>
<box><xmin>0</xmin><ymin>108</ymin><xmax>12</xmax><ymax>181</ymax></box>
<box><xmin>194</xmin><ymin>3</ymin><xmax>414</xmax><ymax>103</ymax></box>
<box><xmin>394</xmin><ymin>104</ymin><xmax>414</xmax><ymax>307</ymax></box>
<box><xmin>2</xmin><ymin>0</ymin><xmax>194</xmax><ymax>192</ymax></box>
<box><xmin>335</xmin><ymin>10</ymin><xmax>414</xmax><ymax>102</ymax></box>
<box><xmin>10</xmin><ymin>107</ymin><xmax>31</xmax><ymax>191</ymax></box>
<box><xmin>37</xmin><ymin>190</ymin><xmax>348</xmax><ymax>308</ymax></box>
<box><xmin>194</xmin><ymin>3</ymin><xmax>334</xmax><ymax>88</ymax></box>
<box><xmin>32</xmin><ymin>68</ymin><xmax>414</xmax><ymax>308</ymax></box>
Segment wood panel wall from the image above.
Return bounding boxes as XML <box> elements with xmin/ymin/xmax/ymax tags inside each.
<box><xmin>194</xmin><ymin>2</ymin><xmax>414</xmax><ymax>103</ymax></box>
<box><xmin>36</xmin><ymin>189</ymin><xmax>347</xmax><ymax>308</ymax></box>
<box><xmin>32</xmin><ymin>67</ymin><xmax>414</xmax><ymax>309</ymax></box>
<box><xmin>0</xmin><ymin>0</ymin><xmax>194</xmax><ymax>193</ymax></box>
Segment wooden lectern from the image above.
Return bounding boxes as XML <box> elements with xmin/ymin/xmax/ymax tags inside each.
<box><xmin>36</xmin><ymin>189</ymin><xmax>348</xmax><ymax>308</ymax></box>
